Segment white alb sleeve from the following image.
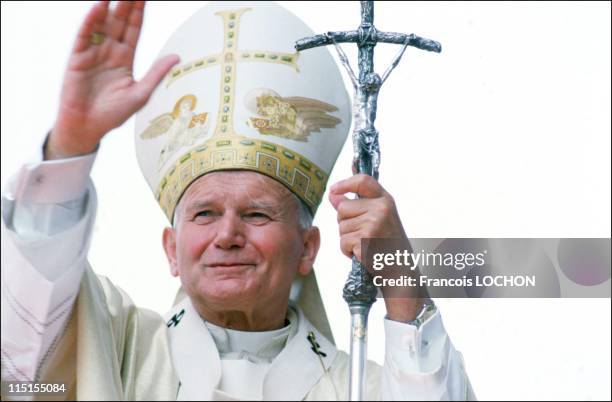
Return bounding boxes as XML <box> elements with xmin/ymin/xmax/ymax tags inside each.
<box><xmin>380</xmin><ymin>310</ymin><xmax>476</xmax><ymax>401</ymax></box>
<box><xmin>1</xmin><ymin>152</ymin><xmax>97</xmax><ymax>382</ymax></box>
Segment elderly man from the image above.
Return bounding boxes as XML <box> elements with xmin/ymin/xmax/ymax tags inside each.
<box><xmin>1</xmin><ymin>2</ymin><xmax>474</xmax><ymax>400</ymax></box>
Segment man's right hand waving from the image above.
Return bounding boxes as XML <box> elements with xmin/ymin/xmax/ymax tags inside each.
<box><xmin>46</xmin><ymin>1</ymin><xmax>179</xmax><ymax>160</ymax></box>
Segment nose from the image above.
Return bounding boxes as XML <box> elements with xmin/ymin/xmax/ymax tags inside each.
<box><xmin>214</xmin><ymin>212</ymin><xmax>246</xmax><ymax>249</ymax></box>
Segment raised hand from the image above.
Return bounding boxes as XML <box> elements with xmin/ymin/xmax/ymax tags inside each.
<box><xmin>46</xmin><ymin>1</ymin><xmax>180</xmax><ymax>159</ymax></box>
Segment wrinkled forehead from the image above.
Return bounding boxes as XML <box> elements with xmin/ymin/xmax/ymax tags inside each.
<box><xmin>179</xmin><ymin>170</ymin><xmax>295</xmax><ymax>211</ymax></box>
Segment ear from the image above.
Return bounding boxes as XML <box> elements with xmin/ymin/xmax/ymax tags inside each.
<box><xmin>162</xmin><ymin>227</ymin><xmax>180</xmax><ymax>277</ymax></box>
<box><xmin>297</xmin><ymin>226</ymin><xmax>320</xmax><ymax>277</ymax></box>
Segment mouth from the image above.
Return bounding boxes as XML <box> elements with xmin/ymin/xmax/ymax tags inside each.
<box><xmin>204</xmin><ymin>263</ymin><xmax>256</xmax><ymax>278</ymax></box>
<box><xmin>207</xmin><ymin>261</ymin><xmax>256</xmax><ymax>266</ymax></box>
<box><xmin>205</xmin><ymin>263</ymin><xmax>257</xmax><ymax>270</ymax></box>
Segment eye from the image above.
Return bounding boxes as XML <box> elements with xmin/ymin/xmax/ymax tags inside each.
<box><xmin>193</xmin><ymin>210</ymin><xmax>216</xmax><ymax>223</ymax></box>
<box><xmin>243</xmin><ymin>212</ymin><xmax>271</xmax><ymax>224</ymax></box>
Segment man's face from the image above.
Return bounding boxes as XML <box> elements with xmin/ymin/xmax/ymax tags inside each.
<box><xmin>163</xmin><ymin>171</ymin><xmax>319</xmax><ymax>317</ymax></box>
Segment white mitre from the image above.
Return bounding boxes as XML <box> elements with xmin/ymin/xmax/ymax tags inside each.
<box><xmin>135</xmin><ymin>1</ymin><xmax>350</xmax><ymax>221</ymax></box>
<box><xmin>135</xmin><ymin>1</ymin><xmax>351</xmax><ymax>342</ymax></box>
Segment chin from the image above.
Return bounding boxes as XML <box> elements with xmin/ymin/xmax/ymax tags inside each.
<box><xmin>193</xmin><ymin>278</ymin><xmax>258</xmax><ymax>307</ymax></box>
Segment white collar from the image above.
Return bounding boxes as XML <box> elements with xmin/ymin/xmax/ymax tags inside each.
<box><xmin>204</xmin><ymin>310</ymin><xmax>297</xmax><ymax>363</ymax></box>
<box><xmin>165</xmin><ymin>297</ymin><xmax>338</xmax><ymax>400</ymax></box>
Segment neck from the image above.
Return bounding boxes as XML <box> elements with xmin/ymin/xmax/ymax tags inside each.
<box><xmin>194</xmin><ymin>300</ymin><xmax>290</xmax><ymax>332</ymax></box>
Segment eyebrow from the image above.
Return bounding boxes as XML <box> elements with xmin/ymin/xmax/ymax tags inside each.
<box><xmin>184</xmin><ymin>199</ymin><xmax>284</xmax><ymax>215</ymax></box>
<box><xmin>246</xmin><ymin>201</ymin><xmax>282</xmax><ymax>212</ymax></box>
<box><xmin>184</xmin><ymin>201</ymin><xmax>214</xmax><ymax>215</ymax></box>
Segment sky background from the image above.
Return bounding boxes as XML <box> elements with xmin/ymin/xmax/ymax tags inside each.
<box><xmin>2</xmin><ymin>2</ymin><xmax>611</xmax><ymax>400</ymax></box>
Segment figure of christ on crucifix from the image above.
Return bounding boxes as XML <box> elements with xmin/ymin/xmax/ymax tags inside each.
<box><xmin>325</xmin><ymin>33</ymin><xmax>410</xmax><ymax>179</ymax></box>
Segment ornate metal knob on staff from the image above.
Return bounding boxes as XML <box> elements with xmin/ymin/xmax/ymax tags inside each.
<box><xmin>295</xmin><ymin>2</ymin><xmax>441</xmax><ymax>400</ymax></box>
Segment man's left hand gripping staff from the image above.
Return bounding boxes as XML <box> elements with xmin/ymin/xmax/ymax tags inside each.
<box><xmin>328</xmin><ymin>174</ymin><xmax>423</xmax><ymax>322</ymax></box>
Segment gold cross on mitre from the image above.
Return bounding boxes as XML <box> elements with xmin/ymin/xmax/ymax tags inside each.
<box><xmin>166</xmin><ymin>8</ymin><xmax>299</xmax><ymax>138</ymax></box>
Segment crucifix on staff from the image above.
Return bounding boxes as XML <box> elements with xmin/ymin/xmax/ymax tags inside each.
<box><xmin>296</xmin><ymin>1</ymin><xmax>441</xmax><ymax>400</ymax></box>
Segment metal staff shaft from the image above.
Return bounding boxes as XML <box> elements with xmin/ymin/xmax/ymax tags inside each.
<box><xmin>296</xmin><ymin>2</ymin><xmax>440</xmax><ymax>400</ymax></box>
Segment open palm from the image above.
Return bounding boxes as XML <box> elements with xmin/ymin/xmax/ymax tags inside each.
<box><xmin>51</xmin><ymin>1</ymin><xmax>179</xmax><ymax>157</ymax></box>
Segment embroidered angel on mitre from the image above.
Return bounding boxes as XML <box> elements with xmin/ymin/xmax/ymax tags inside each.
<box><xmin>139</xmin><ymin>94</ymin><xmax>210</xmax><ymax>169</ymax></box>
<box><xmin>245</xmin><ymin>88</ymin><xmax>341</xmax><ymax>142</ymax></box>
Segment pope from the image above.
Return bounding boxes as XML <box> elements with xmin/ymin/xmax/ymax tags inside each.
<box><xmin>1</xmin><ymin>2</ymin><xmax>475</xmax><ymax>400</ymax></box>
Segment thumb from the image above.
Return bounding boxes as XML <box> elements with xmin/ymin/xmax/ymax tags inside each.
<box><xmin>134</xmin><ymin>54</ymin><xmax>180</xmax><ymax>105</ymax></box>
<box><xmin>328</xmin><ymin>191</ymin><xmax>348</xmax><ymax>211</ymax></box>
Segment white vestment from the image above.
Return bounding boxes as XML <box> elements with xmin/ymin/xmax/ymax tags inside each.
<box><xmin>1</xmin><ymin>151</ymin><xmax>475</xmax><ymax>400</ymax></box>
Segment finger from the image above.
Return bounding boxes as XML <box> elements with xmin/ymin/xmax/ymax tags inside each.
<box><xmin>340</xmin><ymin>235</ymin><xmax>363</xmax><ymax>262</ymax></box>
<box><xmin>340</xmin><ymin>236</ymin><xmax>356</xmax><ymax>259</ymax></box>
<box><xmin>328</xmin><ymin>191</ymin><xmax>349</xmax><ymax>211</ymax></box>
<box><xmin>330</xmin><ymin>174</ymin><xmax>385</xmax><ymax>199</ymax></box>
<box><xmin>354</xmin><ymin>245</ymin><xmax>363</xmax><ymax>263</ymax></box>
<box><xmin>123</xmin><ymin>1</ymin><xmax>145</xmax><ymax>49</ymax></box>
<box><xmin>336</xmin><ymin>197</ymin><xmax>378</xmax><ymax>222</ymax></box>
<box><xmin>132</xmin><ymin>54</ymin><xmax>181</xmax><ymax>105</ymax></box>
<box><xmin>338</xmin><ymin>214</ymin><xmax>371</xmax><ymax>236</ymax></box>
<box><xmin>106</xmin><ymin>1</ymin><xmax>133</xmax><ymax>41</ymax></box>
<box><xmin>73</xmin><ymin>1</ymin><xmax>109</xmax><ymax>53</ymax></box>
